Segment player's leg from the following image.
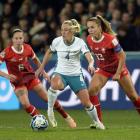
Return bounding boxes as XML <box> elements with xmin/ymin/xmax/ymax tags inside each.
<box><xmin>90</xmin><ymin>95</ymin><xmax>102</xmax><ymax>121</ymax></box>
<box><xmin>88</xmin><ymin>72</ymin><xmax>108</xmax><ymax>122</ymax></box>
<box><xmin>77</xmin><ymin>89</ymin><xmax>105</xmax><ymax>130</ymax></box>
<box><xmin>118</xmin><ymin>73</ymin><xmax>140</xmax><ymax>114</ymax></box>
<box><xmin>68</xmin><ymin>74</ymin><xmax>105</xmax><ymax>129</ymax></box>
<box><xmin>29</xmin><ymin>78</ymin><xmax>75</xmax><ymax>128</ymax></box>
<box><xmin>88</xmin><ymin>72</ymin><xmax>108</xmax><ymax>96</ymax></box>
<box><xmin>48</xmin><ymin>74</ymin><xmax>76</xmax><ymax>128</ymax></box>
<box><xmin>33</xmin><ymin>83</ymin><xmax>74</xmax><ymax>127</ymax></box>
<box><xmin>15</xmin><ymin>86</ymin><xmax>40</xmax><ymax>116</ymax></box>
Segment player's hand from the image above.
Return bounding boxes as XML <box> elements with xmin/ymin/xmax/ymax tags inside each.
<box><xmin>112</xmin><ymin>73</ymin><xmax>120</xmax><ymax>81</ymax></box>
<box><xmin>7</xmin><ymin>74</ymin><xmax>17</xmax><ymax>82</ymax></box>
<box><xmin>43</xmin><ymin>71</ymin><xmax>50</xmax><ymax>83</ymax></box>
<box><xmin>88</xmin><ymin>65</ymin><xmax>95</xmax><ymax>75</ymax></box>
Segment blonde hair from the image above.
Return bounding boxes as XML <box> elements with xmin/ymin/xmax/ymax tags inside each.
<box><xmin>62</xmin><ymin>19</ymin><xmax>81</xmax><ymax>33</ymax></box>
<box><xmin>87</xmin><ymin>15</ymin><xmax>116</xmax><ymax>35</ymax></box>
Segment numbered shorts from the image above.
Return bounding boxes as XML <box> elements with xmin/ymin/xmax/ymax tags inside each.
<box><xmin>95</xmin><ymin>67</ymin><xmax>129</xmax><ymax>79</ymax></box>
<box><xmin>53</xmin><ymin>73</ymin><xmax>87</xmax><ymax>94</ymax></box>
<box><xmin>12</xmin><ymin>78</ymin><xmax>41</xmax><ymax>91</ymax></box>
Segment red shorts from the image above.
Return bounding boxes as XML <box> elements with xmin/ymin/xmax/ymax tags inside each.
<box><xmin>95</xmin><ymin>67</ymin><xmax>129</xmax><ymax>79</ymax></box>
<box><xmin>12</xmin><ymin>78</ymin><xmax>41</xmax><ymax>91</ymax></box>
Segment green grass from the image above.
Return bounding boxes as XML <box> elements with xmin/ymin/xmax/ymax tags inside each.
<box><xmin>0</xmin><ymin>110</ymin><xmax>140</xmax><ymax>140</ymax></box>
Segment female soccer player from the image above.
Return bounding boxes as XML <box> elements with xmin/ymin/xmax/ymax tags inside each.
<box><xmin>86</xmin><ymin>15</ymin><xmax>140</xmax><ymax>122</ymax></box>
<box><xmin>36</xmin><ymin>19</ymin><xmax>105</xmax><ymax>129</ymax></box>
<box><xmin>0</xmin><ymin>28</ymin><xmax>76</xmax><ymax>128</ymax></box>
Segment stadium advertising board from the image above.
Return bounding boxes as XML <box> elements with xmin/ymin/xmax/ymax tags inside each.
<box><xmin>0</xmin><ymin>63</ymin><xmax>20</xmax><ymax>110</ymax></box>
<box><xmin>29</xmin><ymin>57</ymin><xmax>140</xmax><ymax>110</ymax></box>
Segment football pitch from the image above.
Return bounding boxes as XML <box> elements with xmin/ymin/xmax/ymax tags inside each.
<box><xmin>0</xmin><ymin>109</ymin><xmax>140</xmax><ymax>140</ymax></box>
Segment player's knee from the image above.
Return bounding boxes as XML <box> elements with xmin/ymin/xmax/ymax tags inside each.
<box><xmin>51</xmin><ymin>84</ymin><xmax>59</xmax><ymax>90</ymax></box>
<box><xmin>51</xmin><ymin>81</ymin><xmax>64</xmax><ymax>90</ymax></box>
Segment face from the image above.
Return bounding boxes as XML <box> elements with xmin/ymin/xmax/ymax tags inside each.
<box><xmin>87</xmin><ymin>20</ymin><xmax>102</xmax><ymax>39</ymax></box>
<box><xmin>12</xmin><ymin>32</ymin><xmax>24</xmax><ymax>47</ymax></box>
<box><xmin>61</xmin><ymin>23</ymin><xmax>73</xmax><ymax>41</ymax></box>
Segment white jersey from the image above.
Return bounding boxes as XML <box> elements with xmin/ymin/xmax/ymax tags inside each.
<box><xmin>50</xmin><ymin>36</ymin><xmax>89</xmax><ymax>76</ymax></box>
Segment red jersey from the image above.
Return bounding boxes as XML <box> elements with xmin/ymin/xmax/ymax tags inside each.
<box><xmin>0</xmin><ymin>43</ymin><xmax>36</xmax><ymax>86</ymax></box>
<box><xmin>87</xmin><ymin>32</ymin><xmax>125</xmax><ymax>73</ymax></box>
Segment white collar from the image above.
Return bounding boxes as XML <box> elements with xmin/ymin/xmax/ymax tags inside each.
<box><xmin>11</xmin><ymin>45</ymin><xmax>24</xmax><ymax>54</ymax></box>
<box><xmin>92</xmin><ymin>35</ymin><xmax>104</xmax><ymax>43</ymax></box>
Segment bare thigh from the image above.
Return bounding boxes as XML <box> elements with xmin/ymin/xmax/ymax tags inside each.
<box><xmin>15</xmin><ymin>87</ymin><xmax>30</xmax><ymax>108</ymax></box>
<box><xmin>88</xmin><ymin>73</ymin><xmax>108</xmax><ymax>96</ymax></box>
<box><xmin>32</xmin><ymin>83</ymin><xmax>48</xmax><ymax>101</ymax></box>
<box><xmin>77</xmin><ymin>89</ymin><xmax>91</xmax><ymax>107</ymax></box>
<box><xmin>118</xmin><ymin>73</ymin><xmax>139</xmax><ymax>101</ymax></box>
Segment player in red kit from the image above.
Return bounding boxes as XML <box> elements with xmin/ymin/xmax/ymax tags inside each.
<box><xmin>0</xmin><ymin>28</ymin><xmax>76</xmax><ymax>128</ymax></box>
<box><xmin>86</xmin><ymin>15</ymin><xmax>140</xmax><ymax>127</ymax></box>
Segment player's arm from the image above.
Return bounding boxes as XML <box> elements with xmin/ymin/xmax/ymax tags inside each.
<box><xmin>0</xmin><ymin>51</ymin><xmax>17</xmax><ymax>82</ymax></box>
<box><xmin>0</xmin><ymin>63</ymin><xmax>17</xmax><ymax>82</ymax></box>
<box><xmin>35</xmin><ymin>48</ymin><xmax>53</xmax><ymax>77</ymax></box>
<box><xmin>40</xmin><ymin>48</ymin><xmax>53</xmax><ymax>69</ymax></box>
<box><xmin>84</xmin><ymin>52</ymin><xmax>95</xmax><ymax>75</ymax></box>
<box><xmin>32</xmin><ymin>55</ymin><xmax>42</xmax><ymax>68</ymax></box>
<box><xmin>112</xmin><ymin>39</ymin><xmax>126</xmax><ymax>80</ymax></box>
<box><xmin>32</xmin><ymin>55</ymin><xmax>50</xmax><ymax>81</ymax></box>
<box><xmin>115</xmin><ymin>49</ymin><xmax>126</xmax><ymax>75</ymax></box>
<box><xmin>81</xmin><ymin>39</ymin><xmax>95</xmax><ymax>74</ymax></box>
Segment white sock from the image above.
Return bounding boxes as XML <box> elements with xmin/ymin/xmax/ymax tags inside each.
<box><xmin>85</xmin><ymin>105</ymin><xmax>100</xmax><ymax>122</ymax></box>
<box><xmin>47</xmin><ymin>87</ymin><xmax>58</xmax><ymax>114</ymax></box>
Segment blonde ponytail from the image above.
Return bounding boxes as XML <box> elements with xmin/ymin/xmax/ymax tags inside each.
<box><xmin>96</xmin><ymin>15</ymin><xmax>116</xmax><ymax>35</ymax></box>
<box><xmin>70</xmin><ymin>19</ymin><xmax>81</xmax><ymax>33</ymax></box>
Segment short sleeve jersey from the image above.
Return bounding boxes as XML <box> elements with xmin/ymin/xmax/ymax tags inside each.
<box><xmin>0</xmin><ymin>43</ymin><xmax>36</xmax><ymax>85</ymax></box>
<box><xmin>87</xmin><ymin>32</ymin><xmax>123</xmax><ymax>73</ymax></box>
<box><xmin>50</xmin><ymin>36</ymin><xmax>89</xmax><ymax>76</ymax></box>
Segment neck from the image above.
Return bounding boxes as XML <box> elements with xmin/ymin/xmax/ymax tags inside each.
<box><xmin>93</xmin><ymin>32</ymin><xmax>102</xmax><ymax>41</ymax></box>
<box><xmin>64</xmin><ymin>36</ymin><xmax>75</xmax><ymax>46</ymax></box>
<box><xmin>14</xmin><ymin>45</ymin><xmax>22</xmax><ymax>51</ymax></box>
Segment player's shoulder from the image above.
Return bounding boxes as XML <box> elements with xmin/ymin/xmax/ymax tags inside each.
<box><xmin>52</xmin><ymin>36</ymin><xmax>62</xmax><ymax>43</ymax></box>
<box><xmin>23</xmin><ymin>43</ymin><xmax>32</xmax><ymax>48</ymax></box>
<box><xmin>103</xmin><ymin>32</ymin><xmax>115</xmax><ymax>41</ymax></box>
<box><xmin>87</xmin><ymin>35</ymin><xmax>91</xmax><ymax>40</ymax></box>
<box><xmin>75</xmin><ymin>36</ymin><xmax>84</xmax><ymax>43</ymax></box>
<box><xmin>86</xmin><ymin>35</ymin><xmax>93</xmax><ymax>45</ymax></box>
<box><xmin>3</xmin><ymin>44</ymin><xmax>12</xmax><ymax>53</ymax></box>
<box><xmin>104</xmin><ymin>33</ymin><xmax>119</xmax><ymax>47</ymax></box>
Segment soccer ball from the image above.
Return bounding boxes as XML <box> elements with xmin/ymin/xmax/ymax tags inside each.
<box><xmin>30</xmin><ymin>114</ymin><xmax>49</xmax><ymax>131</ymax></box>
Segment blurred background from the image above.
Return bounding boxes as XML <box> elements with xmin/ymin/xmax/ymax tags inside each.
<box><xmin>0</xmin><ymin>0</ymin><xmax>140</xmax><ymax>110</ymax></box>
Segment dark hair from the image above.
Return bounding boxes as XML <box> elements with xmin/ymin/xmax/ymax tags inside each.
<box><xmin>11</xmin><ymin>28</ymin><xmax>23</xmax><ymax>37</ymax></box>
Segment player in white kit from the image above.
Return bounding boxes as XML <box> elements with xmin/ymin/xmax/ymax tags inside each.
<box><xmin>36</xmin><ymin>19</ymin><xmax>105</xmax><ymax>129</ymax></box>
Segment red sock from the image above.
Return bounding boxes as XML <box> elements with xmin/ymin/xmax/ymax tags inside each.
<box><xmin>133</xmin><ymin>97</ymin><xmax>140</xmax><ymax>114</ymax></box>
<box><xmin>25</xmin><ymin>105</ymin><xmax>40</xmax><ymax>117</ymax></box>
<box><xmin>54</xmin><ymin>100</ymin><xmax>68</xmax><ymax>118</ymax></box>
<box><xmin>90</xmin><ymin>95</ymin><xmax>102</xmax><ymax>122</ymax></box>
